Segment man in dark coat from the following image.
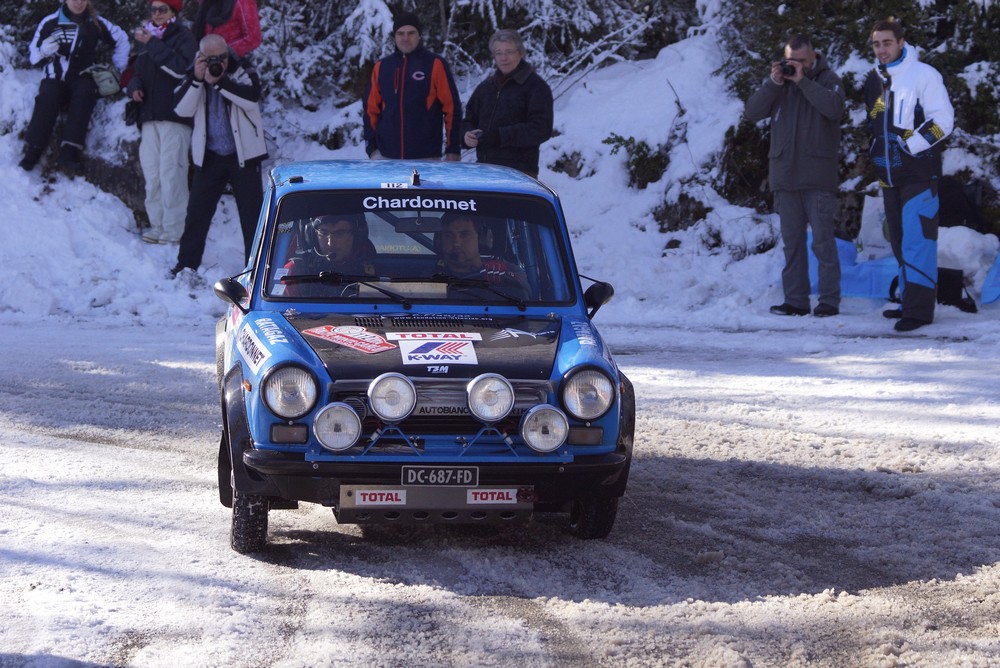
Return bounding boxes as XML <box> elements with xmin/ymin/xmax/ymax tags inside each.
<box><xmin>745</xmin><ymin>34</ymin><xmax>844</xmax><ymax>318</ymax></box>
<box><xmin>463</xmin><ymin>29</ymin><xmax>553</xmax><ymax>178</ymax></box>
<box><xmin>362</xmin><ymin>11</ymin><xmax>462</xmax><ymax>160</ymax></box>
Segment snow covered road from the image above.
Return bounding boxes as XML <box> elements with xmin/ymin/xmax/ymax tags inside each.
<box><xmin>2</xmin><ymin>319</ymin><xmax>999</xmax><ymax>667</ymax></box>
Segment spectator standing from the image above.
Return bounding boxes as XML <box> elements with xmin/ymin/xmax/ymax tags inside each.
<box><xmin>362</xmin><ymin>11</ymin><xmax>462</xmax><ymax>160</ymax></box>
<box><xmin>170</xmin><ymin>34</ymin><xmax>267</xmax><ymax>276</ymax></box>
<box><xmin>193</xmin><ymin>0</ymin><xmax>261</xmax><ymax>58</ymax></box>
<box><xmin>745</xmin><ymin>34</ymin><xmax>844</xmax><ymax>318</ymax></box>
<box><xmin>462</xmin><ymin>29</ymin><xmax>553</xmax><ymax>178</ymax></box>
<box><xmin>20</xmin><ymin>0</ymin><xmax>129</xmax><ymax>174</ymax></box>
<box><xmin>864</xmin><ymin>19</ymin><xmax>954</xmax><ymax>332</ymax></box>
<box><xmin>127</xmin><ymin>0</ymin><xmax>197</xmax><ymax>245</ymax></box>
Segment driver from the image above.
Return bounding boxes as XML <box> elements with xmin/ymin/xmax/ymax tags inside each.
<box><xmin>437</xmin><ymin>212</ymin><xmax>529</xmax><ymax>298</ymax></box>
<box><xmin>284</xmin><ymin>215</ymin><xmax>376</xmax><ymax>295</ymax></box>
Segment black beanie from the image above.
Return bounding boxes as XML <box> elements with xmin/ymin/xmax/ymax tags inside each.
<box><xmin>393</xmin><ymin>11</ymin><xmax>421</xmax><ymax>34</ymax></box>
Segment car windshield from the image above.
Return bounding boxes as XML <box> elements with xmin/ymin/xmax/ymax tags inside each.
<box><xmin>264</xmin><ymin>190</ymin><xmax>574</xmax><ymax>304</ymax></box>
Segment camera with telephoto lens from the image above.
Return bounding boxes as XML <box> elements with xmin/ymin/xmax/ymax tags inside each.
<box><xmin>204</xmin><ymin>54</ymin><xmax>226</xmax><ymax>78</ymax></box>
<box><xmin>780</xmin><ymin>59</ymin><xmax>796</xmax><ymax>77</ymax></box>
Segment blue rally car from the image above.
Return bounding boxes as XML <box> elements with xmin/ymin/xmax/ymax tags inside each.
<box><xmin>214</xmin><ymin>160</ymin><xmax>635</xmax><ymax>552</ymax></box>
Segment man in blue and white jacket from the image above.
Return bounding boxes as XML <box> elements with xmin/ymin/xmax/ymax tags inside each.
<box><xmin>865</xmin><ymin>19</ymin><xmax>954</xmax><ymax>332</ymax></box>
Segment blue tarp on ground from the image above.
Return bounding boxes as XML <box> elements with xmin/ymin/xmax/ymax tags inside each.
<box><xmin>807</xmin><ymin>235</ymin><xmax>900</xmax><ymax>300</ymax></box>
<box><xmin>982</xmin><ymin>254</ymin><xmax>1000</xmax><ymax>304</ymax></box>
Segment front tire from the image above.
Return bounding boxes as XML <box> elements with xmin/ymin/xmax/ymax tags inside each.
<box><xmin>567</xmin><ymin>497</ymin><xmax>618</xmax><ymax>539</ymax></box>
<box><xmin>231</xmin><ymin>491</ymin><xmax>270</xmax><ymax>553</ymax></box>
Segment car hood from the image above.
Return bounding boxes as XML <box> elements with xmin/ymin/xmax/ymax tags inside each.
<box><xmin>286</xmin><ymin>313</ymin><xmax>562</xmax><ymax>380</ymax></box>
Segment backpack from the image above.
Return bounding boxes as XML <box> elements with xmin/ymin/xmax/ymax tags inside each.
<box><xmin>889</xmin><ymin>267</ymin><xmax>977</xmax><ymax>313</ymax></box>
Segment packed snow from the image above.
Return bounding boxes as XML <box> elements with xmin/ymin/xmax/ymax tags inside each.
<box><xmin>1</xmin><ymin>21</ymin><xmax>999</xmax><ymax>668</ymax></box>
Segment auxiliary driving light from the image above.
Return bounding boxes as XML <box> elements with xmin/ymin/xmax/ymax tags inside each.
<box><xmin>313</xmin><ymin>403</ymin><xmax>362</xmax><ymax>451</ymax></box>
<box><xmin>520</xmin><ymin>405</ymin><xmax>569</xmax><ymax>453</ymax></box>
<box><xmin>367</xmin><ymin>372</ymin><xmax>416</xmax><ymax>423</ymax></box>
<box><xmin>467</xmin><ymin>373</ymin><xmax>515</xmax><ymax>423</ymax></box>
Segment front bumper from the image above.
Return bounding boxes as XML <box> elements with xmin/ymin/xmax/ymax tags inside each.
<box><xmin>242</xmin><ymin>448</ymin><xmax>630</xmax><ymax>508</ymax></box>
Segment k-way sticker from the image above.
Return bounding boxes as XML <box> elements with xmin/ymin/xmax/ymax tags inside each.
<box><xmin>237</xmin><ymin>325</ymin><xmax>270</xmax><ymax>374</ymax></box>
<box><xmin>303</xmin><ymin>325</ymin><xmax>396</xmax><ymax>354</ymax></box>
<box><xmin>398</xmin><ymin>340</ymin><xmax>478</xmax><ymax>365</ymax></box>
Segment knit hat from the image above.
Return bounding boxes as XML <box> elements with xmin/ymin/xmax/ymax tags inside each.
<box><xmin>392</xmin><ymin>11</ymin><xmax>421</xmax><ymax>34</ymax></box>
<box><xmin>150</xmin><ymin>0</ymin><xmax>183</xmax><ymax>14</ymax></box>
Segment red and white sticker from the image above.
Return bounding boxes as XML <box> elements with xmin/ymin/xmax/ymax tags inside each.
<box><xmin>355</xmin><ymin>490</ymin><xmax>407</xmax><ymax>506</ymax></box>
<box><xmin>466</xmin><ymin>489</ymin><xmax>518</xmax><ymax>505</ymax></box>
<box><xmin>304</xmin><ymin>326</ymin><xmax>396</xmax><ymax>354</ymax></box>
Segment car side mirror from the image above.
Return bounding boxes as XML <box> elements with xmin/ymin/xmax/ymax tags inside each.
<box><xmin>583</xmin><ymin>281</ymin><xmax>614</xmax><ymax>319</ymax></box>
<box><xmin>214</xmin><ymin>277</ymin><xmax>249</xmax><ymax>314</ymax></box>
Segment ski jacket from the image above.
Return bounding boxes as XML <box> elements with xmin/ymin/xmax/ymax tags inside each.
<box><xmin>174</xmin><ymin>51</ymin><xmax>267</xmax><ymax>167</ymax></box>
<box><xmin>127</xmin><ymin>22</ymin><xmax>197</xmax><ymax>127</ymax></box>
<box><xmin>194</xmin><ymin>0</ymin><xmax>261</xmax><ymax>58</ymax></box>
<box><xmin>28</xmin><ymin>3</ymin><xmax>128</xmax><ymax>82</ymax></box>
<box><xmin>744</xmin><ymin>52</ymin><xmax>844</xmax><ymax>193</ymax></box>
<box><xmin>462</xmin><ymin>60</ymin><xmax>553</xmax><ymax>176</ymax></box>
<box><xmin>363</xmin><ymin>45</ymin><xmax>462</xmax><ymax>159</ymax></box>
<box><xmin>864</xmin><ymin>46</ymin><xmax>954</xmax><ymax>188</ymax></box>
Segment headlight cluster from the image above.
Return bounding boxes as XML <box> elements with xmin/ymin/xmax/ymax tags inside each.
<box><xmin>262</xmin><ymin>365</ymin><xmax>318</xmax><ymax>419</ymax></box>
<box><xmin>266</xmin><ymin>368</ymin><xmax>614</xmax><ymax>455</ymax></box>
<box><xmin>562</xmin><ymin>368</ymin><xmax>615</xmax><ymax>420</ymax></box>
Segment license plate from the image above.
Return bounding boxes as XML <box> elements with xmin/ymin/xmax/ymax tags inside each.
<box><xmin>401</xmin><ymin>465</ymin><xmax>479</xmax><ymax>487</ymax></box>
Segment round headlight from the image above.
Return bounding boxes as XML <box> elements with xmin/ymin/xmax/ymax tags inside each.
<box><xmin>262</xmin><ymin>365</ymin><xmax>318</xmax><ymax>419</ymax></box>
<box><xmin>367</xmin><ymin>372</ymin><xmax>416</xmax><ymax>423</ymax></box>
<box><xmin>467</xmin><ymin>373</ymin><xmax>515</xmax><ymax>423</ymax></box>
<box><xmin>314</xmin><ymin>403</ymin><xmax>362</xmax><ymax>451</ymax></box>
<box><xmin>562</xmin><ymin>369</ymin><xmax>615</xmax><ymax>420</ymax></box>
<box><xmin>520</xmin><ymin>405</ymin><xmax>568</xmax><ymax>453</ymax></box>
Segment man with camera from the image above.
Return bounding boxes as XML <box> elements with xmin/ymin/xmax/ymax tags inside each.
<box><xmin>746</xmin><ymin>34</ymin><xmax>845</xmax><ymax>318</ymax></box>
<box><xmin>170</xmin><ymin>33</ymin><xmax>267</xmax><ymax>277</ymax></box>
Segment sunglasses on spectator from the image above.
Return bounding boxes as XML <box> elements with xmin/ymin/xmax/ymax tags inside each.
<box><xmin>150</xmin><ymin>5</ymin><xmax>172</xmax><ymax>14</ymax></box>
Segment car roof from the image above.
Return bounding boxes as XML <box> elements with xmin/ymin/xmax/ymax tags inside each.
<box><xmin>268</xmin><ymin>160</ymin><xmax>558</xmax><ymax>200</ymax></box>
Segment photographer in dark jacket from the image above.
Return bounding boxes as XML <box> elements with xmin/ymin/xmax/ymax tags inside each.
<box><xmin>127</xmin><ymin>0</ymin><xmax>197</xmax><ymax>245</ymax></box>
<box><xmin>745</xmin><ymin>34</ymin><xmax>844</xmax><ymax>318</ymax></box>
<box><xmin>463</xmin><ymin>29</ymin><xmax>553</xmax><ymax>178</ymax></box>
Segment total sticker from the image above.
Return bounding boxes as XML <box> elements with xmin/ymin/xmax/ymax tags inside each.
<box><xmin>467</xmin><ymin>489</ymin><xmax>518</xmax><ymax>504</ymax></box>
<box><xmin>355</xmin><ymin>490</ymin><xmax>407</xmax><ymax>506</ymax></box>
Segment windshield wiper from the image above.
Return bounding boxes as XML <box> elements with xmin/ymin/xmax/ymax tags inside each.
<box><xmin>281</xmin><ymin>272</ymin><xmax>411</xmax><ymax>308</ymax></box>
<box><xmin>429</xmin><ymin>273</ymin><xmax>527</xmax><ymax>311</ymax></box>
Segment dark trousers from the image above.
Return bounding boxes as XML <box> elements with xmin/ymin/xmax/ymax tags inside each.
<box><xmin>774</xmin><ymin>189</ymin><xmax>841</xmax><ymax>310</ymax></box>
<box><xmin>883</xmin><ymin>180</ymin><xmax>939</xmax><ymax>324</ymax></box>
<box><xmin>24</xmin><ymin>77</ymin><xmax>98</xmax><ymax>150</ymax></box>
<box><xmin>176</xmin><ymin>151</ymin><xmax>263</xmax><ymax>270</ymax></box>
